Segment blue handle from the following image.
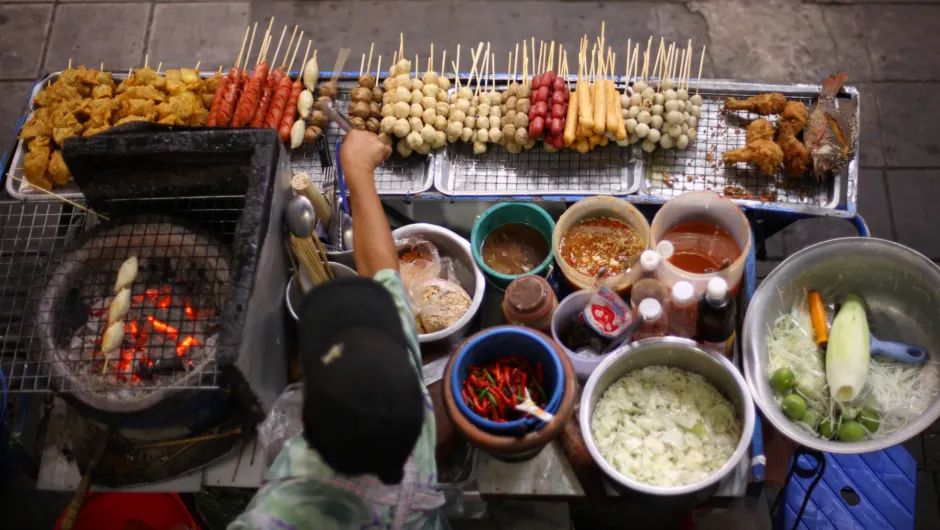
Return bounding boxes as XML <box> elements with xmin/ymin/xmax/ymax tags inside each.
<box><xmin>335</xmin><ymin>139</ymin><xmax>351</xmax><ymax>216</ymax></box>
<box><xmin>870</xmin><ymin>336</ymin><xmax>928</xmax><ymax>365</ymax></box>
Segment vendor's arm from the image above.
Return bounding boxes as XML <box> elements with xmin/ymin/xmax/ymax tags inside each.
<box><xmin>340</xmin><ymin>130</ymin><xmax>396</xmax><ymax>278</ymax></box>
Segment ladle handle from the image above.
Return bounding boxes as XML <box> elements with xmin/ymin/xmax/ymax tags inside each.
<box><xmin>870</xmin><ymin>337</ymin><xmax>928</xmax><ymax>365</ymax></box>
<box><xmin>321</xmin><ymin>98</ymin><xmax>353</xmax><ymax>133</ymax></box>
<box><xmin>334</xmin><ymin>139</ymin><xmax>350</xmax><ymax>216</ymax></box>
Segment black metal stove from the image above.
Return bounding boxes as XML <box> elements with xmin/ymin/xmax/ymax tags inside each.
<box><xmin>1</xmin><ymin>126</ymin><xmax>293</xmax><ymax>484</ymax></box>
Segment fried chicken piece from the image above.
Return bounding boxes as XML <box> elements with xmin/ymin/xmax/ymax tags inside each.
<box><xmin>91</xmin><ymin>84</ymin><xmax>113</xmax><ymax>99</ymax></box>
<box><xmin>180</xmin><ymin>68</ymin><xmax>201</xmax><ymax>86</ymax></box>
<box><xmin>83</xmin><ymin>124</ymin><xmax>111</xmax><ymax>137</ymax></box>
<box><xmin>778</xmin><ymin>101</ymin><xmax>808</xmax><ymax>135</ymax></box>
<box><xmin>57</xmin><ymin>67</ymin><xmax>87</xmax><ymax>87</ymax></box>
<box><xmin>114</xmin><ymin>115</ymin><xmax>148</xmax><ymax>126</ymax></box>
<box><xmin>116</xmin><ymin>98</ymin><xmax>156</xmax><ymax>120</ymax></box>
<box><xmin>34</xmin><ymin>82</ymin><xmax>82</xmax><ymax>108</ymax></box>
<box><xmin>77</xmin><ymin>98</ymin><xmax>118</xmax><ymax>128</ymax></box>
<box><xmin>123</xmin><ymin>85</ymin><xmax>166</xmax><ymax>102</ymax></box>
<box><xmin>204</xmin><ymin>72</ymin><xmax>222</xmax><ymax>94</ymax></box>
<box><xmin>19</xmin><ymin>108</ymin><xmax>52</xmax><ymax>140</ymax></box>
<box><xmin>722</xmin><ymin>139</ymin><xmax>783</xmax><ymax>176</ymax></box>
<box><xmin>166</xmin><ymin>91</ymin><xmax>197</xmax><ymax>120</ymax></box>
<box><xmin>51</xmin><ymin>111</ymin><xmax>82</xmax><ymax>146</ymax></box>
<box><xmin>23</xmin><ymin>137</ymin><xmax>51</xmax><ymax>188</ymax></box>
<box><xmin>724</xmin><ymin>93</ymin><xmax>787</xmax><ymax>115</ymax></box>
<box><xmin>80</xmin><ymin>69</ymin><xmax>113</xmax><ymax>87</ymax></box>
<box><xmin>201</xmin><ymin>93</ymin><xmax>215</xmax><ymax>108</ymax></box>
<box><xmin>157</xmin><ymin>114</ymin><xmax>184</xmax><ymax>126</ymax></box>
<box><xmin>47</xmin><ymin>150</ymin><xmax>70</xmax><ymax>185</ymax></box>
<box><xmin>746</xmin><ymin>119</ymin><xmax>776</xmax><ymax>144</ymax></box>
<box><xmin>188</xmin><ymin>106</ymin><xmax>208</xmax><ymax>126</ymax></box>
<box><xmin>777</xmin><ymin>131</ymin><xmax>810</xmax><ymax>178</ymax></box>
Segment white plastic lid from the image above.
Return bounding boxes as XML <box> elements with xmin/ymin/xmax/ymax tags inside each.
<box><xmin>671</xmin><ymin>281</ymin><xmax>695</xmax><ymax>304</ymax></box>
<box><xmin>639</xmin><ymin>250</ymin><xmax>660</xmax><ymax>272</ymax></box>
<box><xmin>706</xmin><ymin>277</ymin><xmax>729</xmax><ymax>301</ymax></box>
<box><xmin>638</xmin><ymin>298</ymin><xmax>662</xmax><ymax>321</ymax></box>
<box><xmin>656</xmin><ymin>240</ymin><xmax>675</xmax><ymax>260</ymax></box>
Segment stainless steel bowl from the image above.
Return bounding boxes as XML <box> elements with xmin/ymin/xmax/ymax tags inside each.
<box><xmin>743</xmin><ymin>237</ymin><xmax>940</xmax><ymax>453</ymax></box>
<box><xmin>580</xmin><ymin>338</ymin><xmax>755</xmax><ymax>497</ymax></box>
<box><xmin>285</xmin><ymin>262</ymin><xmax>358</xmax><ymax>320</ymax></box>
<box><xmin>392</xmin><ymin>223</ymin><xmax>485</xmax><ymax>345</ymax></box>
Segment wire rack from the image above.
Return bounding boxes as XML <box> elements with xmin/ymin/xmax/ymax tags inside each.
<box><xmin>0</xmin><ymin>196</ymin><xmax>243</xmax><ymax>394</ymax></box>
<box><xmin>288</xmin><ymin>79</ymin><xmax>433</xmax><ymax>195</ymax></box>
<box><xmin>438</xmin><ymin>140</ymin><xmax>640</xmax><ymax>196</ymax></box>
<box><xmin>645</xmin><ymin>91</ymin><xmax>839</xmax><ymax>207</ymax></box>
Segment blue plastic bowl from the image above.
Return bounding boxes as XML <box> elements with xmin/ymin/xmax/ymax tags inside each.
<box><xmin>450</xmin><ymin>326</ymin><xmax>565</xmax><ymax>433</ymax></box>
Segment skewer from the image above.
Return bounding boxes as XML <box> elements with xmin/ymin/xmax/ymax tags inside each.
<box><xmin>625</xmin><ymin>38</ymin><xmax>631</xmax><ymax>80</ymax></box>
<box><xmin>531</xmin><ymin>37</ymin><xmax>536</xmax><ymax>79</ymax></box>
<box><xmin>281</xmin><ymin>26</ymin><xmax>297</xmax><ymax>69</ymax></box>
<box><xmin>375</xmin><ymin>55</ymin><xmax>382</xmax><ymax>80</ymax></box>
<box><xmin>590</xmin><ymin>43</ymin><xmax>596</xmax><ymax>82</ymax></box>
<box><xmin>491</xmin><ymin>52</ymin><xmax>496</xmax><ymax>91</ymax></box>
<box><xmin>100</xmin><ymin>62</ymin><xmax>104</xmax><ymax>71</ymax></box>
<box><xmin>245</xmin><ymin>23</ymin><xmax>258</xmax><ymax>69</ymax></box>
<box><xmin>259</xmin><ymin>18</ymin><xmax>274</xmax><ymax>63</ymax></box>
<box><xmin>271</xmin><ymin>25</ymin><xmax>287</xmax><ymax>67</ymax></box>
<box><xmin>651</xmin><ymin>38</ymin><xmax>663</xmax><ymax>90</ymax></box>
<box><xmin>696</xmin><ymin>46</ymin><xmax>706</xmax><ymax>95</ymax></box>
<box><xmin>440</xmin><ymin>49</ymin><xmax>446</xmax><ymax>80</ymax></box>
<box><xmin>454</xmin><ymin>44</ymin><xmax>460</xmax><ymax>88</ymax></box>
<box><xmin>399</xmin><ymin>33</ymin><xmax>404</xmax><ymax>64</ymax></box>
<box><xmin>565</xmin><ymin>50</ymin><xmax>571</xmax><ymax>91</ymax></box>
<box><xmin>288</xmin><ymin>31</ymin><xmax>304</xmax><ymax>75</ymax></box>
<box><xmin>194</xmin><ymin>60</ymin><xmax>201</xmax><ymax>71</ymax></box>
<box><xmin>7</xmin><ymin>175</ymin><xmax>109</xmax><ymax>220</ymax></box>
<box><xmin>302</xmin><ymin>41</ymin><xmax>312</xmax><ymax>80</ymax></box>
<box><xmin>685</xmin><ymin>40</ymin><xmax>693</xmax><ymax>90</ymax></box>
<box><xmin>359</xmin><ymin>54</ymin><xmax>365</xmax><ymax>77</ymax></box>
<box><xmin>144</xmin><ymin>54</ymin><xmax>149</xmax><ymax>69</ymax></box>
<box><xmin>513</xmin><ymin>43</ymin><xmax>519</xmax><ymax>83</ymax></box>
<box><xmin>68</xmin><ymin>58</ymin><xmax>72</xmax><ymax>70</ymax></box>
<box><xmin>367</xmin><ymin>42</ymin><xmax>374</xmax><ymax>74</ymax></box>
<box><xmin>428</xmin><ymin>43</ymin><xmax>433</xmax><ymax>75</ymax></box>
<box><xmin>548</xmin><ymin>40</ymin><xmax>555</xmax><ymax>73</ymax></box>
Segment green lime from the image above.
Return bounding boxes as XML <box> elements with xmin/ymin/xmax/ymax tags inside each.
<box><xmin>838</xmin><ymin>420</ymin><xmax>866</xmax><ymax>442</ymax></box>
<box><xmin>770</xmin><ymin>367</ymin><xmax>796</xmax><ymax>393</ymax></box>
<box><xmin>801</xmin><ymin>409</ymin><xmax>822</xmax><ymax>429</ymax></box>
<box><xmin>858</xmin><ymin>408</ymin><xmax>881</xmax><ymax>433</ymax></box>
<box><xmin>782</xmin><ymin>394</ymin><xmax>807</xmax><ymax>420</ymax></box>
<box><xmin>818</xmin><ymin>419</ymin><xmax>837</xmax><ymax>439</ymax></box>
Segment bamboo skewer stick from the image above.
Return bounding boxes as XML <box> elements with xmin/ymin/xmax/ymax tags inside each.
<box><xmin>367</xmin><ymin>42</ymin><xmax>375</xmax><ymax>75</ymax></box>
<box><xmin>136</xmin><ymin>428</ymin><xmax>243</xmax><ymax>450</ymax></box>
<box><xmin>245</xmin><ymin>23</ymin><xmax>258</xmax><ymax>68</ymax></box>
<box><xmin>271</xmin><ymin>26</ymin><xmax>288</xmax><ymax>67</ymax></box>
<box><xmin>234</xmin><ymin>26</ymin><xmax>250</xmax><ymax>69</ymax></box>
<box><xmin>281</xmin><ymin>26</ymin><xmax>297</xmax><ymax>69</ymax></box>
<box><xmin>440</xmin><ymin>49</ymin><xmax>446</xmax><ymax>79</ymax></box>
<box><xmin>696</xmin><ymin>46</ymin><xmax>706</xmax><ymax>95</ymax></box>
<box><xmin>7</xmin><ymin>175</ymin><xmax>109</xmax><ymax>220</ymax></box>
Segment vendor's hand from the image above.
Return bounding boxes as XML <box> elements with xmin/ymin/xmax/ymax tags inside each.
<box><xmin>341</xmin><ymin>130</ymin><xmax>391</xmax><ymax>189</ymax></box>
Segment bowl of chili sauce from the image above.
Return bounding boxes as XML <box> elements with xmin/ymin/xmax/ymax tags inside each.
<box><xmin>449</xmin><ymin>326</ymin><xmax>565</xmax><ymax>434</ymax></box>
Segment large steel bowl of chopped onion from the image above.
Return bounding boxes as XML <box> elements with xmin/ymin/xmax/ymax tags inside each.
<box><xmin>580</xmin><ymin>338</ymin><xmax>755</xmax><ymax>500</ymax></box>
<box><xmin>743</xmin><ymin>237</ymin><xmax>940</xmax><ymax>453</ymax></box>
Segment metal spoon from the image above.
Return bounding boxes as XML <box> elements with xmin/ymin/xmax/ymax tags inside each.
<box><xmin>285</xmin><ymin>195</ymin><xmax>316</xmax><ymax>238</ymax></box>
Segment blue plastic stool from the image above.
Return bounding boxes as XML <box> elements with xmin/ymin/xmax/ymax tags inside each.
<box><xmin>781</xmin><ymin>445</ymin><xmax>915</xmax><ymax>530</ymax></box>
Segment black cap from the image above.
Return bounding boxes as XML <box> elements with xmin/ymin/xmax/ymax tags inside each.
<box><xmin>297</xmin><ymin>276</ymin><xmax>424</xmax><ymax>485</ymax></box>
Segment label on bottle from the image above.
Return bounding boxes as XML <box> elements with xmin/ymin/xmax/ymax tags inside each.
<box><xmin>583</xmin><ymin>286</ymin><xmax>632</xmax><ymax>339</ymax></box>
<box><xmin>702</xmin><ymin>332</ymin><xmax>735</xmax><ymax>359</ymax></box>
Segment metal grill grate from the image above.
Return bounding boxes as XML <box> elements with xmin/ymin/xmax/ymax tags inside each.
<box><xmin>0</xmin><ymin>196</ymin><xmax>241</xmax><ymax>394</ymax></box>
<box><xmin>288</xmin><ymin>79</ymin><xmax>433</xmax><ymax>195</ymax></box>
<box><xmin>645</xmin><ymin>92</ymin><xmax>832</xmax><ymax>206</ymax></box>
<box><xmin>439</xmin><ymin>141</ymin><xmax>640</xmax><ymax>196</ymax></box>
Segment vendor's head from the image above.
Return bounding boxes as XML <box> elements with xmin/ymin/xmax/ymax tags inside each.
<box><xmin>297</xmin><ymin>276</ymin><xmax>424</xmax><ymax>485</ymax></box>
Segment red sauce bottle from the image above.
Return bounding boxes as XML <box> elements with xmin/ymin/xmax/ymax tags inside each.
<box><xmin>633</xmin><ymin>299</ymin><xmax>667</xmax><ymax>340</ymax></box>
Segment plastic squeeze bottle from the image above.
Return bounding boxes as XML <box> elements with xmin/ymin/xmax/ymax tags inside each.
<box><xmin>696</xmin><ymin>277</ymin><xmax>736</xmax><ymax>358</ymax></box>
<box><xmin>630</xmin><ymin>250</ymin><xmax>667</xmax><ymax>307</ymax></box>
<box><xmin>633</xmin><ymin>299</ymin><xmax>667</xmax><ymax>340</ymax></box>
<box><xmin>666</xmin><ymin>281</ymin><xmax>697</xmax><ymax>339</ymax></box>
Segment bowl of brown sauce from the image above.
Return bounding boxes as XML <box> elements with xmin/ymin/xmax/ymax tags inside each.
<box><xmin>650</xmin><ymin>192</ymin><xmax>752</xmax><ymax>295</ymax></box>
<box><xmin>471</xmin><ymin>203</ymin><xmax>555</xmax><ymax>289</ymax></box>
<box><xmin>552</xmin><ymin>196</ymin><xmax>650</xmax><ymax>293</ymax></box>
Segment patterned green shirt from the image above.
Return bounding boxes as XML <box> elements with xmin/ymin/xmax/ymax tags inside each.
<box><xmin>229</xmin><ymin>269</ymin><xmax>447</xmax><ymax>530</ymax></box>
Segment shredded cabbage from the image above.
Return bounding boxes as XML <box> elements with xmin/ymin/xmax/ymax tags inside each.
<box><xmin>591</xmin><ymin>366</ymin><xmax>741</xmax><ymax>487</ymax></box>
<box><xmin>766</xmin><ymin>292</ymin><xmax>939</xmax><ymax>439</ymax></box>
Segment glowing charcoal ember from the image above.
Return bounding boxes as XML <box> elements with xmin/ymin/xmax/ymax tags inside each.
<box><xmin>176</xmin><ymin>336</ymin><xmax>200</xmax><ymax>357</ymax></box>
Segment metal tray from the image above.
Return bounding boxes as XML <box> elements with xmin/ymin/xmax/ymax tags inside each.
<box><xmin>638</xmin><ymin>80</ymin><xmax>856</xmax><ymax>216</ymax></box>
<box><xmin>5</xmin><ymin>70</ymin><xmax>223</xmax><ymax>201</ymax></box>
<box><xmin>287</xmin><ymin>77</ymin><xmax>435</xmax><ymax>195</ymax></box>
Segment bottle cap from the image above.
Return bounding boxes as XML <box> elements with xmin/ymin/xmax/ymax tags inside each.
<box><xmin>656</xmin><ymin>240</ymin><xmax>675</xmax><ymax>260</ymax></box>
<box><xmin>638</xmin><ymin>298</ymin><xmax>662</xmax><ymax>321</ymax></box>
<box><xmin>672</xmin><ymin>281</ymin><xmax>695</xmax><ymax>304</ymax></box>
<box><xmin>706</xmin><ymin>277</ymin><xmax>728</xmax><ymax>301</ymax></box>
<box><xmin>639</xmin><ymin>250</ymin><xmax>660</xmax><ymax>272</ymax></box>
<box><xmin>505</xmin><ymin>275</ymin><xmax>552</xmax><ymax>319</ymax></box>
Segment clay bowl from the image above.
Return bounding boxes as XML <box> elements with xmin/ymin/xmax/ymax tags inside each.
<box><xmin>442</xmin><ymin>325</ymin><xmax>577</xmax><ymax>462</ymax></box>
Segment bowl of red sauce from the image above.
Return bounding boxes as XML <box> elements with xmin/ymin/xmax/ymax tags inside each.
<box><xmin>650</xmin><ymin>192</ymin><xmax>752</xmax><ymax>295</ymax></box>
<box><xmin>552</xmin><ymin>196</ymin><xmax>650</xmax><ymax>293</ymax></box>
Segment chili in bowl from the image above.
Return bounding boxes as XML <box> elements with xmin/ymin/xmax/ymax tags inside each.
<box><xmin>450</xmin><ymin>326</ymin><xmax>566</xmax><ymax>434</ymax></box>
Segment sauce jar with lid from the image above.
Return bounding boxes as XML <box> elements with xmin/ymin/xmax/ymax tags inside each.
<box><xmin>502</xmin><ymin>275</ymin><xmax>558</xmax><ymax>332</ymax></box>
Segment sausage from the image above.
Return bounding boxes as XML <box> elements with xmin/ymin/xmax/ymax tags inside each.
<box><xmin>577</xmin><ymin>79</ymin><xmax>594</xmax><ymax>131</ymax></box>
<box><xmin>206</xmin><ymin>74</ymin><xmax>232</xmax><ymax>127</ymax></box>
<box><xmin>277</xmin><ymin>78</ymin><xmax>304</xmax><ymax>141</ymax></box>
<box><xmin>592</xmin><ymin>80</ymin><xmax>607</xmax><ymax>135</ymax></box>
<box><xmin>233</xmin><ymin>62</ymin><xmax>269</xmax><ymax>127</ymax></box>
<box><xmin>534</xmin><ymin>101</ymin><xmax>548</xmax><ymax>117</ymax></box>
<box><xmin>536</xmin><ymin>85</ymin><xmax>549</xmax><ymax>103</ymax></box>
<box><xmin>563</xmin><ymin>88</ymin><xmax>579</xmax><ymax>146</ymax></box>
<box><xmin>551</xmin><ymin>103</ymin><xmax>566</xmax><ymax>119</ymax></box>
<box><xmin>215</xmin><ymin>68</ymin><xmax>243</xmax><ymax>126</ymax></box>
<box><xmin>250</xmin><ymin>68</ymin><xmax>280</xmax><ymax>127</ymax></box>
<box><xmin>550</xmin><ymin>116</ymin><xmax>564</xmax><ymax>136</ymax></box>
<box><xmin>605</xmin><ymin>80</ymin><xmax>619</xmax><ymax>133</ymax></box>
<box><xmin>528</xmin><ymin>115</ymin><xmax>544</xmax><ymax>138</ymax></box>
<box><xmin>531</xmin><ymin>74</ymin><xmax>541</xmax><ymax>90</ymax></box>
<box><xmin>264</xmin><ymin>74</ymin><xmax>294</xmax><ymax>129</ymax></box>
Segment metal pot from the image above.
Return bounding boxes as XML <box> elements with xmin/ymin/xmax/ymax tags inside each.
<box><xmin>285</xmin><ymin>262</ymin><xmax>358</xmax><ymax>321</ymax></box>
<box><xmin>580</xmin><ymin>338</ymin><xmax>755</xmax><ymax>500</ymax></box>
<box><xmin>743</xmin><ymin>237</ymin><xmax>940</xmax><ymax>453</ymax></box>
<box><xmin>392</xmin><ymin>223</ymin><xmax>485</xmax><ymax>345</ymax></box>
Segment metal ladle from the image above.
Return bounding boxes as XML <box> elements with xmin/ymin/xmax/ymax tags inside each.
<box><xmin>285</xmin><ymin>195</ymin><xmax>317</xmax><ymax>238</ymax></box>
